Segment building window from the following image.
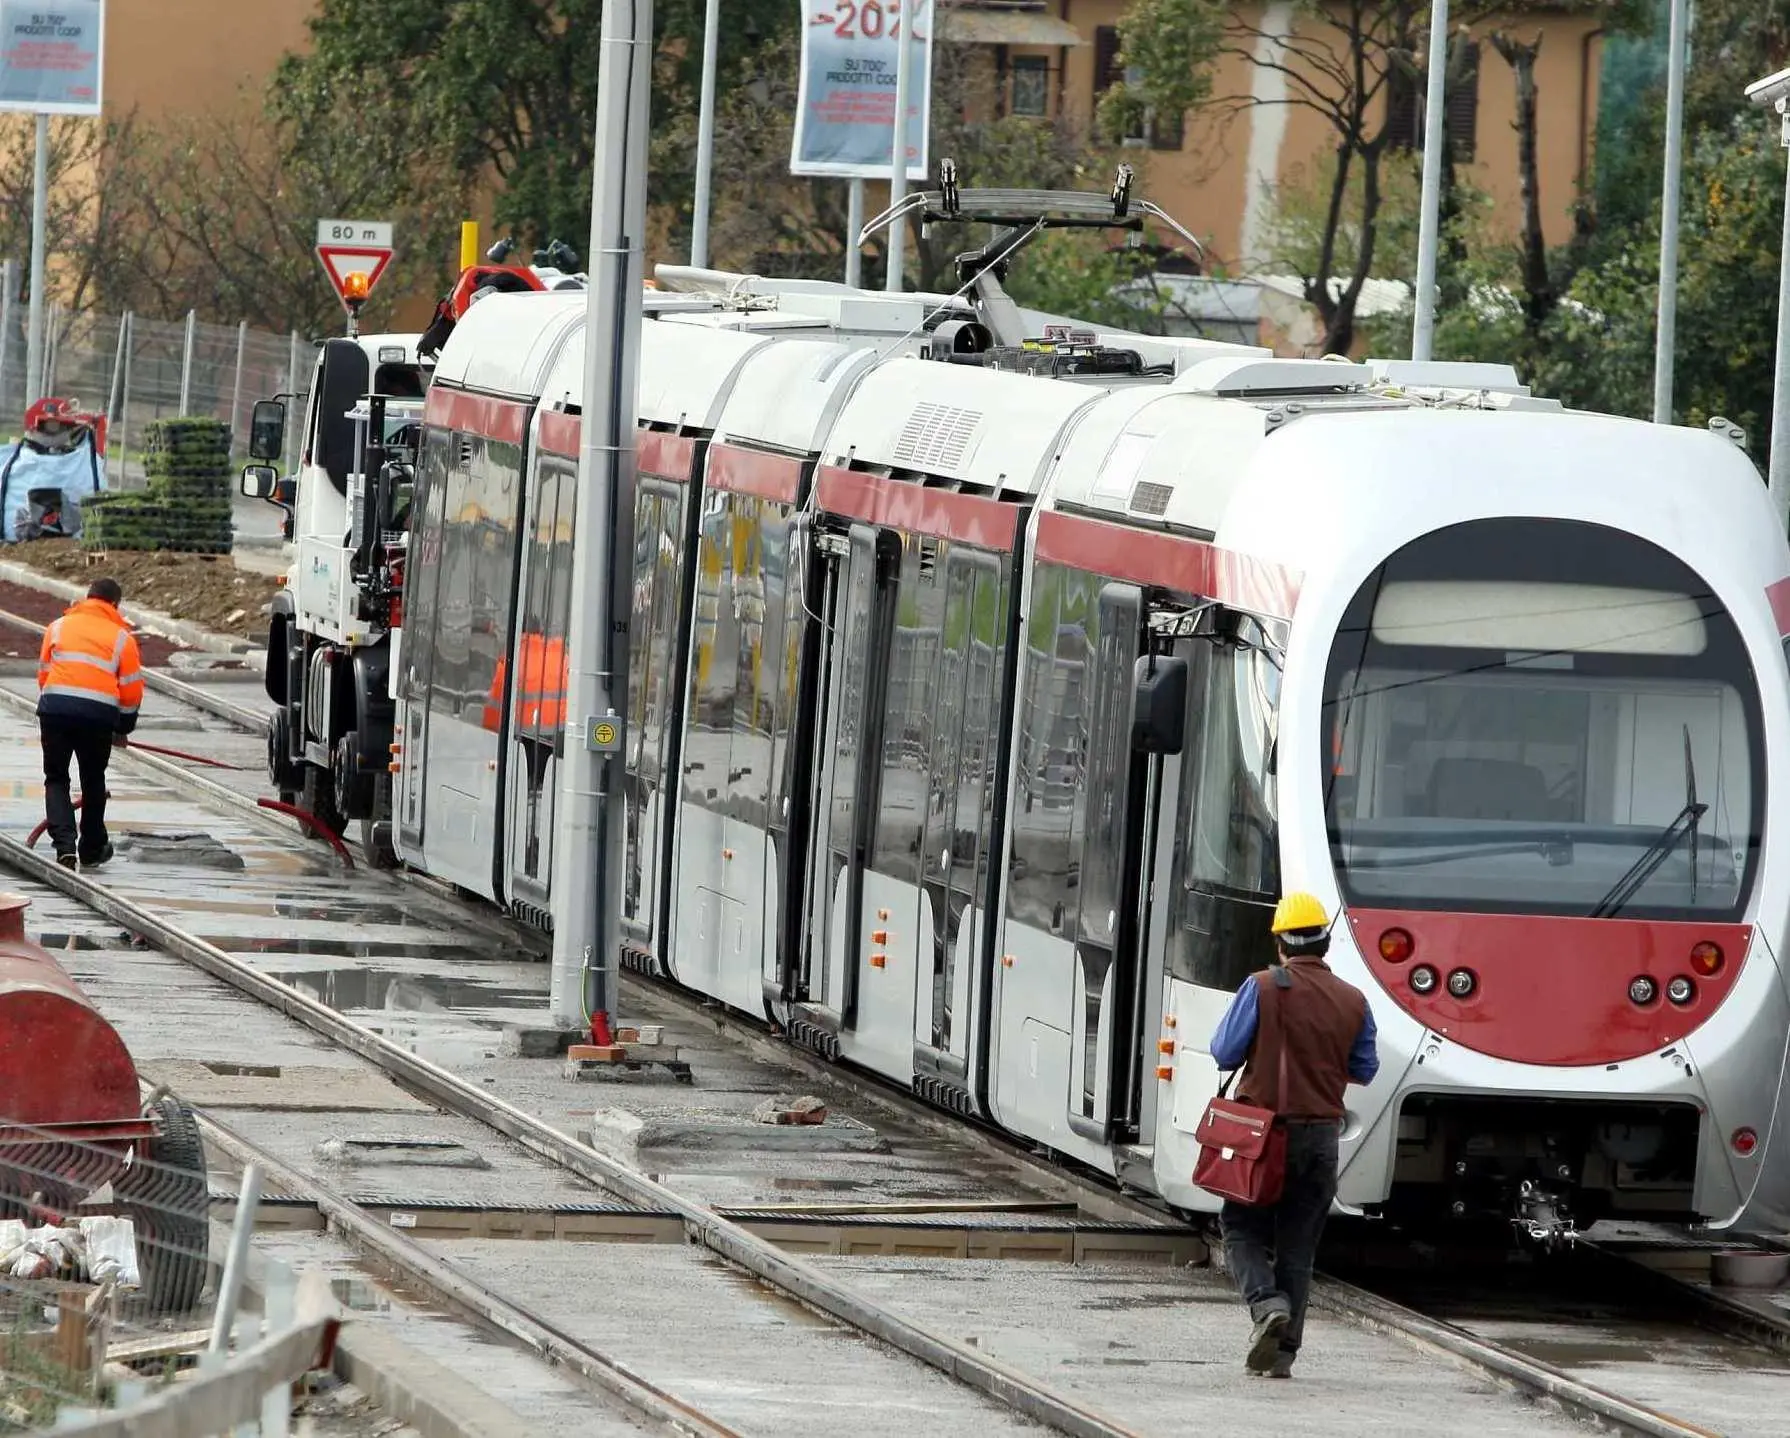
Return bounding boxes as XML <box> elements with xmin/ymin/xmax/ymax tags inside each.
<box><xmin>1386</xmin><ymin>40</ymin><xmax>1480</xmax><ymax>162</ymax></box>
<box><xmin>1011</xmin><ymin>55</ymin><xmax>1048</xmax><ymax>117</ymax></box>
<box><xmin>1093</xmin><ymin>25</ymin><xmax>1182</xmax><ymax>152</ymax></box>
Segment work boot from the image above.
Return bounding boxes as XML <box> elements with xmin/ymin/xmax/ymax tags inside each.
<box><xmin>55</xmin><ymin>851</ymin><xmax>76</xmax><ymax>870</ymax></box>
<box><xmin>79</xmin><ymin>842</ymin><xmax>114</xmax><ymax>869</ymax></box>
<box><xmin>1245</xmin><ymin>1309</ymin><xmax>1289</xmax><ymax>1374</ymax></box>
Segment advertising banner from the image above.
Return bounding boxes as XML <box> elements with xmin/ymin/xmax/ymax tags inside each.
<box><xmin>790</xmin><ymin>0</ymin><xmax>933</xmax><ymax>180</ymax></box>
<box><xmin>0</xmin><ymin>1</ymin><xmax>104</xmax><ymax>114</ymax></box>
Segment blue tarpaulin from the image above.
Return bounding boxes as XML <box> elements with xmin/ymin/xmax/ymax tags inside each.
<box><xmin>0</xmin><ymin>438</ymin><xmax>104</xmax><ymax>542</ymax></box>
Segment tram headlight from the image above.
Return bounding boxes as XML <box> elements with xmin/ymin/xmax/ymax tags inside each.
<box><xmin>1628</xmin><ymin>976</ymin><xmax>1658</xmax><ymax>1006</ymax></box>
<box><xmin>1666</xmin><ymin>975</ymin><xmax>1696</xmax><ymax>1005</ymax></box>
<box><xmin>1446</xmin><ymin>968</ymin><xmax>1476</xmax><ymax>999</ymax></box>
<box><xmin>1409</xmin><ymin>965</ymin><xmax>1438</xmax><ymax>995</ymax></box>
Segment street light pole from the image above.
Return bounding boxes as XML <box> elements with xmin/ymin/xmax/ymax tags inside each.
<box><xmin>1652</xmin><ymin>0</ymin><xmax>1690</xmax><ymax>425</ymax></box>
<box><xmin>1410</xmin><ymin>0</ymin><xmax>1450</xmax><ymax>361</ymax></box>
<box><xmin>690</xmin><ymin>0</ymin><xmax>722</xmax><ymax>268</ymax></box>
<box><xmin>885</xmin><ymin>0</ymin><xmax>918</xmax><ymax>292</ymax></box>
<box><xmin>549</xmin><ymin>0</ymin><xmax>651</xmax><ymax>1034</ymax></box>
<box><xmin>26</xmin><ymin>114</ymin><xmax>48</xmax><ymax>406</ymax></box>
<box><xmin>1747</xmin><ymin>68</ymin><xmax>1790</xmax><ymax>527</ymax></box>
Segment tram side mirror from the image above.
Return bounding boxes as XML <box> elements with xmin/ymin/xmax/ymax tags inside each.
<box><xmin>1132</xmin><ymin>654</ymin><xmax>1187</xmax><ymax>755</ymax></box>
<box><xmin>248</xmin><ymin>399</ymin><xmax>287</xmax><ymax>462</ymax></box>
<box><xmin>240</xmin><ymin>464</ymin><xmax>278</xmax><ymax>500</ymax></box>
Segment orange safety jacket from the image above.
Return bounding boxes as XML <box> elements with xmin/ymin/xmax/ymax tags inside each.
<box><xmin>37</xmin><ymin>598</ymin><xmax>144</xmax><ymax>734</ymax></box>
<box><xmin>482</xmin><ymin>632</ymin><xmax>568</xmax><ymax>733</ymax></box>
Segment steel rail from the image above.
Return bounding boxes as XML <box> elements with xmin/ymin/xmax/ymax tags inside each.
<box><xmin>1312</xmin><ymin>1277</ymin><xmax>1718</xmax><ymax>1438</ymax></box>
<box><xmin>0</xmin><ymin>830</ymin><xmax>1149</xmax><ymax>1438</ymax></box>
<box><xmin>194</xmin><ymin>1111</ymin><xmax>744</xmax><ymax>1438</ymax></box>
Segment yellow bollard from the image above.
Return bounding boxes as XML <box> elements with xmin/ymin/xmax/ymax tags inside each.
<box><xmin>460</xmin><ymin>221</ymin><xmax>479</xmax><ymax>271</ymax></box>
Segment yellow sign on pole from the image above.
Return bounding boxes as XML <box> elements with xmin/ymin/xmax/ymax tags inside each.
<box><xmin>460</xmin><ymin>220</ymin><xmax>479</xmax><ymax>271</ymax></box>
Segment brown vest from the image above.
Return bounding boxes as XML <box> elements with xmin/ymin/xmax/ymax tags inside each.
<box><xmin>1235</xmin><ymin>958</ymin><xmax>1368</xmax><ymax>1121</ymax></box>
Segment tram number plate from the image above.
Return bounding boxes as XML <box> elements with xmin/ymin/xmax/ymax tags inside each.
<box><xmin>587</xmin><ymin>716</ymin><xmax>624</xmax><ymax>754</ymax></box>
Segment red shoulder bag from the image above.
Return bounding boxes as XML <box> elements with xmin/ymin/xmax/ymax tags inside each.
<box><xmin>1192</xmin><ymin>970</ymin><xmax>1291</xmax><ymax>1206</ymax></box>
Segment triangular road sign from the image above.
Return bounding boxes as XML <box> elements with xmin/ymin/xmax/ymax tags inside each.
<box><xmin>316</xmin><ymin>244</ymin><xmax>394</xmax><ymax>305</ymax></box>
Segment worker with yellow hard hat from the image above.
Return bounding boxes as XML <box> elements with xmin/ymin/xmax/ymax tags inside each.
<box><xmin>1205</xmin><ymin>889</ymin><xmax>1379</xmax><ymax>1380</ymax></box>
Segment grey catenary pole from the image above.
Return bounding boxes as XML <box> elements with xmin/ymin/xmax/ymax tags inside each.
<box><xmin>689</xmin><ymin>0</ymin><xmax>721</xmax><ymax>269</ymax></box>
<box><xmin>884</xmin><ymin>0</ymin><xmax>917</xmax><ymax>292</ymax></box>
<box><xmin>550</xmin><ymin>0</ymin><xmax>650</xmax><ymax>1029</ymax></box>
<box><xmin>1410</xmin><ymin>0</ymin><xmax>1450</xmax><ymax>361</ymax></box>
<box><xmin>1748</xmin><ymin>68</ymin><xmax>1790</xmax><ymax>527</ymax></box>
<box><xmin>846</xmin><ymin>179</ymin><xmax>865</xmax><ymax>287</ymax></box>
<box><xmin>0</xmin><ymin>259</ymin><xmax>14</xmax><ymax>413</ymax></box>
<box><xmin>1653</xmin><ymin>0</ymin><xmax>1690</xmax><ymax>424</ymax></box>
<box><xmin>25</xmin><ymin>115</ymin><xmax>48</xmax><ymax>406</ymax></box>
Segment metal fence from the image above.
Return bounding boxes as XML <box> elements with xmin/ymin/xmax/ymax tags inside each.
<box><xmin>0</xmin><ymin>261</ymin><xmax>316</xmax><ymax>487</ymax></box>
<box><xmin>2</xmin><ymin>1124</ymin><xmax>338</xmax><ymax>1436</ymax></box>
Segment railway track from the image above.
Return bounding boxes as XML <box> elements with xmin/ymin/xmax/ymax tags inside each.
<box><xmin>0</xmin><ymin>613</ymin><xmax>1782</xmax><ymax>1434</ymax></box>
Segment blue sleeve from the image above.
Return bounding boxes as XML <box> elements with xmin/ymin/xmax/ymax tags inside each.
<box><xmin>1209</xmin><ymin>977</ymin><xmax>1260</xmax><ymax>1070</ymax></box>
<box><xmin>1348</xmin><ymin>1001</ymin><xmax>1380</xmax><ymax>1084</ymax></box>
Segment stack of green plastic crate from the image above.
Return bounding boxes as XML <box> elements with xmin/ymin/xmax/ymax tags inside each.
<box><xmin>82</xmin><ymin>418</ymin><xmax>235</xmax><ymax>555</ymax></box>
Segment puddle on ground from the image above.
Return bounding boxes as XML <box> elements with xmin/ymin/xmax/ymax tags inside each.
<box><xmin>266</xmin><ymin>967</ymin><xmax>545</xmax><ymax>1015</ymax></box>
<box><xmin>708</xmin><ymin>1262</ymin><xmax>838</xmax><ymax>1329</ymax></box>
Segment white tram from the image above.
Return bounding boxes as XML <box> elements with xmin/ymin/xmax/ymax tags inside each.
<box><xmin>391</xmin><ymin>265</ymin><xmax>1790</xmax><ymax>1237</ymax></box>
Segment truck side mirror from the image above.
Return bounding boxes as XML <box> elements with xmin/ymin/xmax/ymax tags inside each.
<box><xmin>240</xmin><ymin>464</ymin><xmax>279</xmax><ymax>500</ymax></box>
<box><xmin>248</xmin><ymin>399</ymin><xmax>287</xmax><ymax>462</ymax></box>
<box><xmin>1133</xmin><ymin>653</ymin><xmax>1188</xmax><ymax>755</ymax></box>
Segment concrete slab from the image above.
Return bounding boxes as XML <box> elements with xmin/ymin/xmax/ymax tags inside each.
<box><xmin>140</xmin><ymin>1059</ymin><xmax>433</xmax><ymax>1113</ymax></box>
<box><xmin>813</xmin><ymin>1256</ymin><xmax>1586</xmax><ymax>1435</ymax></box>
<box><xmin>250</xmin><ymin>1231</ymin><xmax>643</xmax><ymax>1438</ymax></box>
<box><xmin>423</xmin><ymin>1241</ymin><xmax>1045</xmax><ymax>1437</ymax></box>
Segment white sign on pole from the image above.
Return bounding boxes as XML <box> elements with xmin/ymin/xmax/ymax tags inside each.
<box><xmin>0</xmin><ymin>0</ymin><xmax>103</xmax><ymax>114</ymax></box>
<box><xmin>790</xmin><ymin>0</ymin><xmax>934</xmax><ymax>180</ymax></box>
<box><xmin>317</xmin><ymin>219</ymin><xmax>394</xmax><ymax>249</ymax></box>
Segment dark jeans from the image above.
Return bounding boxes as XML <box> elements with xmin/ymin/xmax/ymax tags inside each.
<box><xmin>41</xmin><ymin>717</ymin><xmax>115</xmax><ymax>859</ymax></box>
<box><xmin>1220</xmin><ymin>1119</ymin><xmax>1341</xmax><ymax>1358</ymax></box>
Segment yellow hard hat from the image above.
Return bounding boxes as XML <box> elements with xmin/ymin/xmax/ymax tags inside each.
<box><xmin>1271</xmin><ymin>891</ymin><xmax>1330</xmax><ymax>935</ymax></box>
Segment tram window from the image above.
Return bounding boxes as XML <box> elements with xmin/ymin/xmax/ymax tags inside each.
<box><xmin>1169</xmin><ymin>637</ymin><xmax>1283</xmax><ymax>991</ymax></box>
<box><xmin>955</xmin><ymin>559</ymin><xmax>1010</xmax><ymax>998</ymax></box>
<box><xmin>870</xmin><ymin>534</ymin><xmax>930</xmax><ymax>885</ymax></box>
<box><xmin>627</xmin><ymin>481</ymin><xmax>685</xmax><ymax>796</ymax></box>
<box><xmin>429</xmin><ymin>437</ymin><xmax>474</xmax><ymax>716</ymax></box>
<box><xmin>544</xmin><ymin>461</ymin><xmax>576</xmax><ymax>750</ymax></box>
<box><xmin>1008</xmin><ymin>563</ymin><xmax>1082</xmax><ymax>938</ymax></box>
<box><xmin>767</xmin><ymin>514</ymin><xmax>804</xmax><ymax>832</ymax></box>
<box><xmin>462</xmin><ymin>438</ymin><xmax>522</xmax><ymax>726</ymax></box>
<box><xmin>730</xmin><ymin>495</ymin><xmax>787</xmax><ymax>829</ymax></box>
<box><xmin>402</xmin><ymin>430</ymin><xmax>451</xmax><ymax>699</ymax></box>
<box><xmin>688</xmin><ymin>491</ymin><xmax>741</xmax><ymax>815</ymax></box>
<box><xmin>1076</xmin><ymin>584</ymin><xmax>1143</xmax><ymax>947</ymax></box>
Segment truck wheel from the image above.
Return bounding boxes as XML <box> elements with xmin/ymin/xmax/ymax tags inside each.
<box><xmin>267</xmin><ymin>710</ymin><xmax>303</xmax><ymax>803</ymax></box>
<box><xmin>302</xmin><ymin>765</ymin><xmax>347</xmax><ymax>838</ymax></box>
<box><xmin>333</xmin><ymin>735</ymin><xmax>376</xmax><ymax>821</ymax></box>
<box><xmin>360</xmin><ymin>819</ymin><xmax>399</xmax><ymax>869</ymax></box>
<box><xmin>119</xmin><ymin>1095</ymin><xmax>210</xmax><ymax>1314</ymax></box>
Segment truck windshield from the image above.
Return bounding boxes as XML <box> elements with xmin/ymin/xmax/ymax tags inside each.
<box><xmin>1323</xmin><ymin>518</ymin><xmax>1763</xmax><ymax>920</ymax></box>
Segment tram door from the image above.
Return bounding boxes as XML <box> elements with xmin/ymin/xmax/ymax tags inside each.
<box><xmin>797</xmin><ymin>524</ymin><xmax>893</xmax><ymax>1024</ymax></box>
<box><xmin>1067</xmin><ymin>584</ymin><xmax>1157</xmax><ymax>1144</ymax></box>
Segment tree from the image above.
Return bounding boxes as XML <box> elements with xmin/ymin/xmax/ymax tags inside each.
<box><xmin>278</xmin><ymin>0</ymin><xmax>797</xmax><ymax>252</ymax></box>
<box><xmin>1107</xmin><ymin>0</ymin><xmax>1645</xmax><ymax>354</ymax></box>
<box><xmin>95</xmin><ymin>86</ymin><xmax>466</xmax><ymax>337</ymax></box>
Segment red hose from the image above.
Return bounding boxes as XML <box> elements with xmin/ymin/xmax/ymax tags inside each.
<box><xmin>25</xmin><ymin>797</ymin><xmax>82</xmax><ymax>849</ymax></box>
<box><xmin>255</xmin><ymin>797</ymin><xmax>355</xmax><ymax>868</ymax></box>
<box><xmin>121</xmin><ymin>738</ymin><xmax>245</xmax><ymax>770</ymax></box>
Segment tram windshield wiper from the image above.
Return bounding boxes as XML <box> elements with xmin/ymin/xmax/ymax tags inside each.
<box><xmin>1589</xmin><ymin>730</ymin><xmax>1705</xmax><ymax>919</ymax></box>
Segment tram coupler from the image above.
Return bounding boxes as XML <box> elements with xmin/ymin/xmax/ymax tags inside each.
<box><xmin>1511</xmin><ymin>1178</ymin><xmax>1579</xmax><ymax>1250</ymax></box>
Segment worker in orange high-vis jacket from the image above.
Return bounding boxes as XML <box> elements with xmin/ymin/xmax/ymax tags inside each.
<box><xmin>36</xmin><ymin>577</ymin><xmax>143</xmax><ymax>870</ymax></box>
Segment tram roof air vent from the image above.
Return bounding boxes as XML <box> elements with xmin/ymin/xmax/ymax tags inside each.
<box><xmin>893</xmin><ymin>401</ymin><xmax>983</xmax><ymax>471</ymax></box>
<box><xmin>1130</xmin><ymin>480</ymin><xmax>1173</xmax><ymax>517</ymax></box>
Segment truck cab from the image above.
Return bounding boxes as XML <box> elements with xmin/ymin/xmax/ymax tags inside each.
<box><xmin>241</xmin><ymin>333</ymin><xmax>432</xmax><ymax>862</ymax></box>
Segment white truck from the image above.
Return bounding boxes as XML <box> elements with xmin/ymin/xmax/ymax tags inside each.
<box><xmin>239</xmin><ymin>333</ymin><xmax>430</xmax><ymax>865</ymax></box>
